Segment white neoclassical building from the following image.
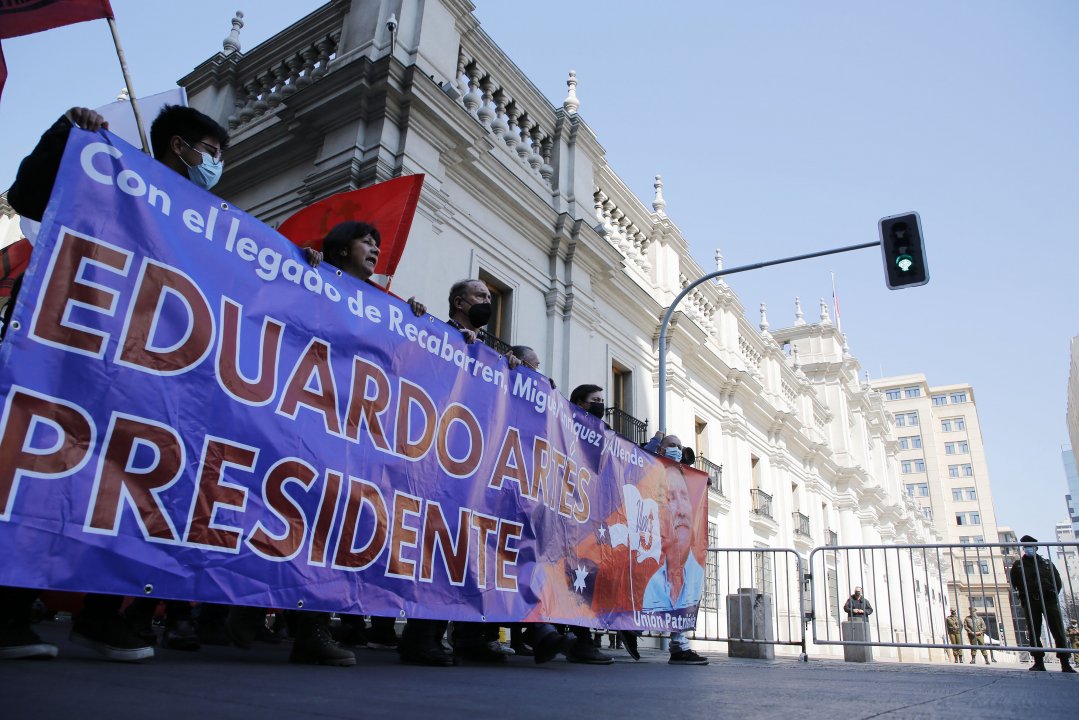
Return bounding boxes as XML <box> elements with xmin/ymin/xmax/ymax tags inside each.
<box><xmin>176</xmin><ymin>0</ymin><xmax>944</xmax><ymax>659</ymax></box>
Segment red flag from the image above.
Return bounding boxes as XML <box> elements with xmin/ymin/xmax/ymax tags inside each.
<box><xmin>0</xmin><ymin>0</ymin><xmax>113</xmax><ymax>39</ymax></box>
<box><xmin>0</xmin><ymin>0</ymin><xmax>114</xmax><ymax>100</ymax></box>
<box><xmin>278</xmin><ymin>175</ymin><xmax>424</xmax><ymax>284</ymax></box>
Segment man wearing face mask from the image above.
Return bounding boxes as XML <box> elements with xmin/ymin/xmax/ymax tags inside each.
<box><xmin>443</xmin><ymin>279</ymin><xmax>518</xmax><ymax>662</ymax></box>
<box><xmin>557</xmin><ymin>384</ymin><xmax>617</xmax><ymax>664</ymax></box>
<box><xmin>1009</xmin><ymin>535</ymin><xmax>1074</xmax><ymax>672</ymax></box>
<box><xmin>843</xmin><ymin>587</ymin><xmax>873</xmax><ymax>621</ymax></box>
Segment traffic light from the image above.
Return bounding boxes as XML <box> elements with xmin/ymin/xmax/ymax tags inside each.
<box><xmin>879</xmin><ymin>212</ymin><xmax>929</xmax><ymax>289</ymax></box>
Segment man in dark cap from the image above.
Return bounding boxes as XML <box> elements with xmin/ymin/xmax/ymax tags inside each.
<box><xmin>1009</xmin><ymin>535</ymin><xmax>1075</xmax><ymax>672</ymax></box>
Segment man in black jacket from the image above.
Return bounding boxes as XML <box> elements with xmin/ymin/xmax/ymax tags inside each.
<box><xmin>843</xmin><ymin>587</ymin><xmax>873</xmax><ymax>621</ymax></box>
<box><xmin>1009</xmin><ymin>535</ymin><xmax>1075</xmax><ymax>672</ymax></box>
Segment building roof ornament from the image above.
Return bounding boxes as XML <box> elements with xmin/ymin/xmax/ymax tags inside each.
<box><xmin>759</xmin><ymin>302</ymin><xmax>770</xmax><ymax>334</ymax></box>
<box><xmin>652</xmin><ymin>174</ymin><xmax>667</xmax><ymax>215</ymax></box>
<box><xmin>116</xmin><ymin>88</ymin><xmax>129</xmax><ymax>101</ymax></box>
<box><xmin>223</xmin><ymin>11</ymin><xmax>244</xmax><ymax>55</ymax></box>
<box><xmin>794</xmin><ymin>296</ymin><xmax>806</xmax><ymax>326</ymax></box>
<box><xmin>562</xmin><ymin>69</ymin><xmax>579</xmax><ymax>114</ymax></box>
<box><xmin>819</xmin><ymin>297</ymin><xmax>832</xmax><ymax>325</ymax></box>
<box><xmin>714</xmin><ymin>248</ymin><xmax>723</xmax><ymax>272</ymax></box>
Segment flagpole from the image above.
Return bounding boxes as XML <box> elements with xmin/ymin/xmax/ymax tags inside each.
<box><xmin>106</xmin><ymin>17</ymin><xmax>150</xmax><ymax>155</ymax></box>
<box><xmin>831</xmin><ymin>271</ymin><xmax>842</xmax><ymax>334</ymax></box>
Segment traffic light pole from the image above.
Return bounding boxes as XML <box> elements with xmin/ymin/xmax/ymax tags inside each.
<box><xmin>658</xmin><ymin>240</ymin><xmax>880</xmax><ymax>434</ymax></box>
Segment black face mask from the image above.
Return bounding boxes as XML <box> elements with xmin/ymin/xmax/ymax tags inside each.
<box><xmin>587</xmin><ymin>401</ymin><xmax>605</xmax><ymax>419</ymax></box>
<box><xmin>467</xmin><ymin>302</ymin><xmax>492</xmax><ymax>328</ymax></box>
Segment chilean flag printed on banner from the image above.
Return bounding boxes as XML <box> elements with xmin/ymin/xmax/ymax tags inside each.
<box><xmin>0</xmin><ymin>0</ymin><xmax>115</xmax><ymax>99</ymax></box>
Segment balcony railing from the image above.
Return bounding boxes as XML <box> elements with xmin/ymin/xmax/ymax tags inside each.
<box><xmin>826</xmin><ymin>529</ymin><xmax>839</xmax><ymax>547</ymax></box>
<box><xmin>605</xmin><ymin>408</ymin><xmax>649</xmax><ymax>445</ymax></box>
<box><xmin>750</xmin><ymin>489</ymin><xmax>773</xmax><ymax>519</ymax></box>
<box><xmin>793</xmin><ymin>512</ymin><xmax>811</xmax><ymax>538</ymax></box>
<box><xmin>479</xmin><ymin>331</ymin><xmax>512</xmax><ymax>357</ymax></box>
<box><xmin>694</xmin><ymin>455</ymin><xmax>724</xmax><ymax>496</ymax></box>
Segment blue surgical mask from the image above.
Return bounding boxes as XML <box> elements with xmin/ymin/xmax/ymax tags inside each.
<box><xmin>179</xmin><ymin>139</ymin><xmax>224</xmax><ymax>190</ymax></box>
<box><xmin>185</xmin><ymin>154</ymin><xmax>223</xmax><ymax>190</ymax></box>
<box><xmin>1023</xmin><ymin>547</ymin><xmax>1036</xmax><ymax>557</ymax></box>
<box><xmin>664</xmin><ymin>446</ymin><xmax>682</xmax><ymax>461</ymax></box>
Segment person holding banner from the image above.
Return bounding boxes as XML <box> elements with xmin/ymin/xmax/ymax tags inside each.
<box><xmin>441</xmin><ymin>278</ymin><xmax>519</xmax><ymax>662</ymax></box>
<box><xmin>317</xmin><ymin>219</ymin><xmax>433</xmax><ymax>663</ymax></box>
<box><xmin>639</xmin><ymin>434</ymin><xmax>710</xmax><ymax>666</ymax></box>
<box><xmin>0</xmin><ymin>103</ymin><xmax>232</xmax><ymax>661</ymax></box>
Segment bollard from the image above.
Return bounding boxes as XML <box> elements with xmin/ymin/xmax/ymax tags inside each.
<box><xmin>727</xmin><ymin>588</ymin><xmax>775</xmax><ymax>659</ymax></box>
<box><xmin>841</xmin><ymin>621</ymin><xmax>873</xmax><ymax>662</ymax></box>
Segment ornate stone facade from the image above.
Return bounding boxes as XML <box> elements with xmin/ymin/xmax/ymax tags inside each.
<box><xmin>179</xmin><ymin>0</ymin><xmax>942</xmax><ymax>657</ymax></box>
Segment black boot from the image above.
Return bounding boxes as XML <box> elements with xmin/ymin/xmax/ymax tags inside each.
<box><xmin>290</xmin><ymin>612</ymin><xmax>355</xmax><ymax>667</ymax></box>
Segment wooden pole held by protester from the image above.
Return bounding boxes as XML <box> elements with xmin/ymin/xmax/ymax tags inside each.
<box><xmin>106</xmin><ymin>18</ymin><xmax>150</xmax><ymax>155</ymax></box>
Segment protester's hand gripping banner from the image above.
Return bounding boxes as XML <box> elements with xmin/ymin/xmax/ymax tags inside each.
<box><xmin>0</xmin><ymin>130</ymin><xmax>709</xmax><ymax>632</ymax></box>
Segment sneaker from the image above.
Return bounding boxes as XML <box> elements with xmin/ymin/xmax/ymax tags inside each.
<box><xmin>669</xmin><ymin>649</ymin><xmax>709</xmax><ymax>665</ymax></box>
<box><xmin>289</xmin><ymin>623</ymin><xmax>356</xmax><ymax>667</ymax></box>
<box><xmin>399</xmin><ymin>644</ymin><xmax>455</xmax><ymax>667</ymax></box>
<box><xmin>488</xmin><ymin>639</ymin><xmax>515</xmax><ymax>655</ymax></box>
<box><xmin>532</xmin><ymin>627</ymin><xmax>575</xmax><ymax>665</ymax></box>
<box><xmin>0</xmin><ymin>621</ymin><xmax>58</xmax><ymax>660</ymax></box>
<box><xmin>163</xmin><ymin>619</ymin><xmax>201</xmax><ymax>651</ymax></box>
<box><xmin>511</xmin><ymin>642</ymin><xmax>534</xmax><ymax>657</ymax></box>
<box><xmin>618</xmin><ymin>631</ymin><xmax>640</xmax><ymax>661</ymax></box>
<box><xmin>71</xmin><ymin>614</ymin><xmax>154</xmax><ymax>662</ymax></box>
<box><xmin>567</xmin><ymin>642</ymin><xmax>614</xmax><ymax>665</ymax></box>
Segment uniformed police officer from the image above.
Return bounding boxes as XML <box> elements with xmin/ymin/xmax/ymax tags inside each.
<box><xmin>945</xmin><ymin>608</ymin><xmax>963</xmax><ymax>663</ymax></box>
<box><xmin>963</xmin><ymin>606</ymin><xmax>990</xmax><ymax>664</ymax></box>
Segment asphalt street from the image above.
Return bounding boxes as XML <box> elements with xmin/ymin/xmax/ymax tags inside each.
<box><xmin>3</xmin><ymin>620</ymin><xmax>1077</xmax><ymax>719</ymax></box>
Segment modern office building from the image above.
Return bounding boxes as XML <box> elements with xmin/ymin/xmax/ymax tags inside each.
<box><xmin>871</xmin><ymin>374</ymin><xmax>1015</xmax><ymax>645</ymax></box>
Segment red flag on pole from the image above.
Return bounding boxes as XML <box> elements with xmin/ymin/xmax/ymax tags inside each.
<box><xmin>0</xmin><ymin>0</ymin><xmax>114</xmax><ymax>100</ymax></box>
<box><xmin>278</xmin><ymin>175</ymin><xmax>425</xmax><ymax>287</ymax></box>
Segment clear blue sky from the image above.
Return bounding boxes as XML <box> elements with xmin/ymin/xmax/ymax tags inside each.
<box><xmin>2</xmin><ymin>1</ymin><xmax>1077</xmax><ymax>545</ymax></box>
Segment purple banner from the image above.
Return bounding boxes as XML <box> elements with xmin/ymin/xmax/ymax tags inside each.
<box><xmin>0</xmin><ymin>130</ymin><xmax>709</xmax><ymax>632</ymax></box>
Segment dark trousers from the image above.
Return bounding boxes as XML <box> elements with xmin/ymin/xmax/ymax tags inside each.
<box><xmin>568</xmin><ymin>625</ymin><xmax>593</xmax><ymax>648</ymax></box>
<box><xmin>452</xmin><ymin>621</ymin><xmax>498</xmax><ymax>648</ymax></box>
<box><xmin>400</xmin><ymin>618</ymin><xmax>448</xmax><ymax>650</ymax></box>
<box><xmin>1023</xmin><ymin>600</ymin><xmax>1070</xmax><ymax>662</ymax></box>
<box><xmin>0</xmin><ymin>585</ymin><xmax>37</xmax><ymax>626</ymax></box>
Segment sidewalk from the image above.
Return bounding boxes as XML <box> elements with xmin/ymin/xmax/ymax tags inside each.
<box><xmin>4</xmin><ymin>620</ymin><xmax>1076</xmax><ymax>719</ymax></box>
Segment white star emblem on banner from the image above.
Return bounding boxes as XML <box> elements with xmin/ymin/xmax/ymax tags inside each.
<box><xmin>573</xmin><ymin>565</ymin><xmax>588</xmax><ymax>592</ymax></box>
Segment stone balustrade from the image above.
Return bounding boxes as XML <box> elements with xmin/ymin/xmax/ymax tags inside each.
<box><xmin>228</xmin><ymin>28</ymin><xmax>342</xmax><ymax>131</ymax></box>
<box><xmin>449</xmin><ymin>40</ymin><xmax>557</xmax><ymax>186</ymax></box>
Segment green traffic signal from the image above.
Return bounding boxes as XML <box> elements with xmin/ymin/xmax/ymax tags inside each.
<box><xmin>879</xmin><ymin>212</ymin><xmax>928</xmax><ymax>289</ymax></box>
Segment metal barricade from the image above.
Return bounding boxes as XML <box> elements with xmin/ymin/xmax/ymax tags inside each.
<box><xmin>808</xmin><ymin>541</ymin><xmax>1079</xmax><ymax>661</ymax></box>
<box><xmin>690</xmin><ymin>547</ymin><xmax>807</xmax><ymax>660</ymax></box>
